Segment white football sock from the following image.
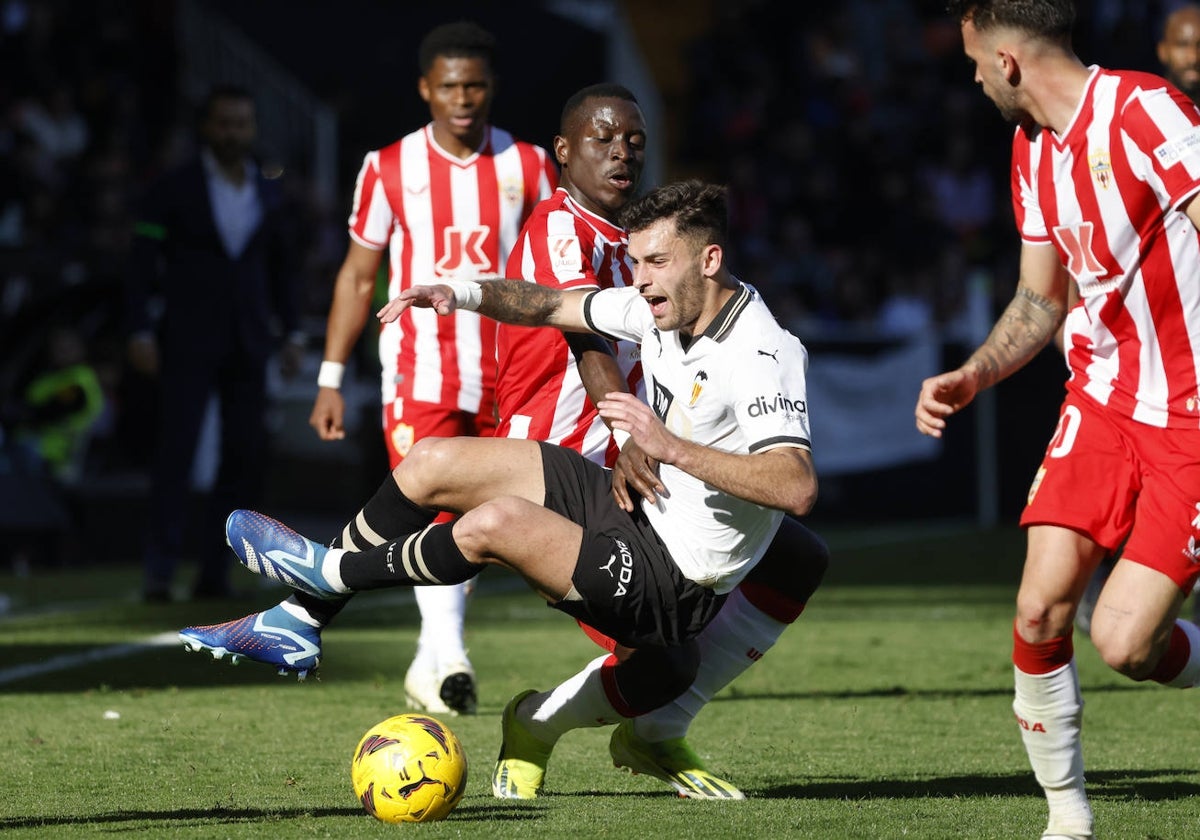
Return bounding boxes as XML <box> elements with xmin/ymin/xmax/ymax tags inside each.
<box><xmin>633</xmin><ymin>587</ymin><xmax>787</xmax><ymax>742</ymax></box>
<box><xmin>1013</xmin><ymin>660</ymin><xmax>1092</xmax><ymax>838</ymax></box>
<box><xmin>520</xmin><ymin>654</ymin><xmax>623</xmax><ymax>745</ymax></box>
<box><xmin>279</xmin><ymin>597</ymin><xmax>322</xmax><ymax>627</ymax></box>
<box><xmin>1163</xmin><ymin>619</ymin><xmax>1200</xmax><ymax>688</ymax></box>
<box><xmin>413</xmin><ymin>582</ymin><xmax>471</xmax><ymax>671</ymax></box>
<box><xmin>320</xmin><ymin>547</ymin><xmax>349</xmax><ymax>593</ymax></box>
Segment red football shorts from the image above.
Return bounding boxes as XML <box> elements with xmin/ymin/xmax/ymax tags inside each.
<box><xmin>1020</xmin><ymin>391</ymin><xmax>1200</xmax><ymax>591</ymax></box>
<box><xmin>382</xmin><ymin>398</ymin><xmax>496</xmax><ymax>469</ymax></box>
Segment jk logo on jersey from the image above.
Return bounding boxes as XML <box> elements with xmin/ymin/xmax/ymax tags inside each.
<box><xmin>436</xmin><ymin>226</ymin><xmax>490</xmax><ymax>276</ymax></box>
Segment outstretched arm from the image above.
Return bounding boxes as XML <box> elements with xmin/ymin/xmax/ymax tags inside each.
<box><xmin>378</xmin><ymin>278</ymin><xmax>594</xmax><ymax>332</ymax></box>
<box><xmin>916</xmin><ymin>242</ymin><xmax>1068</xmax><ymax>438</ymax></box>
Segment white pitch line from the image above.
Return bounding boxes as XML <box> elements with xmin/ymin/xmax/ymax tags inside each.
<box><xmin>0</xmin><ymin>631</ymin><xmax>180</xmax><ymax>686</ymax></box>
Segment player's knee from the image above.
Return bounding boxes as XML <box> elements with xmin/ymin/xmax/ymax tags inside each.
<box><xmin>1015</xmin><ymin>592</ymin><xmax>1074</xmax><ymax>639</ymax></box>
<box><xmin>1089</xmin><ymin>620</ymin><xmax>1158</xmax><ymax>679</ymax></box>
<box><xmin>616</xmin><ymin>642</ymin><xmax>700</xmax><ymax>715</ymax></box>
<box><xmin>451</xmin><ymin>498</ymin><xmax>524</xmax><ymax>558</ymax></box>
<box><xmin>395</xmin><ymin>437</ymin><xmax>461</xmax><ymax>502</ymax></box>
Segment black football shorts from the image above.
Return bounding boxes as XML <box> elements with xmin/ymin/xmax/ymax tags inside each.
<box><xmin>536</xmin><ymin>441</ymin><xmax>725</xmax><ymax>648</ymax></box>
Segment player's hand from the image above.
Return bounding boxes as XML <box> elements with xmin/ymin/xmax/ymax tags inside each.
<box><xmin>915</xmin><ymin>369</ymin><xmax>978</xmax><ymax>438</ymax></box>
<box><xmin>377</xmin><ymin>284</ymin><xmax>458</xmax><ymax>322</ymax></box>
<box><xmin>310</xmin><ymin>388</ymin><xmax>347</xmax><ymax>440</ymax></box>
<box><xmin>610</xmin><ymin>437</ymin><xmax>666</xmax><ymax>512</ymax></box>
<box><xmin>597</xmin><ymin>391</ymin><xmax>680</xmax><ymax>465</ymax></box>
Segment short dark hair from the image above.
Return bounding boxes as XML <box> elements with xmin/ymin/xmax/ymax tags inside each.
<box><xmin>946</xmin><ymin>0</ymin><xmax>1074</xmax><ymax>45</ymax></box>
<box><xmin>417</xmin><ymin>20</ymin><xmax>496</xmax><ymax>75</ymax></box>
<box><xmin>617</xmin><ymin>180</ymin><xmax>728</xmax><ymax>249</ymax></box>
<box><xmin>200</xmin><ymin>84</ymin><xmax>254</xmax><ymax>122</ymax></box>
<box><xmin>559</xmin><ymin>83</ymin><xmax>639</xmax><ymax>134</ymax></box>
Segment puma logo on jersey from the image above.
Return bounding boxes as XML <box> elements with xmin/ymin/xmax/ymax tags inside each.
<box><xmin>757</xmin><ymin>348</ymin><xmax>779</xmax><ymax>362</ymax></box>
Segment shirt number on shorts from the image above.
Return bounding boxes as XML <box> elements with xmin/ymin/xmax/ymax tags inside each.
<box><xmin>1048</xmin><ymin>405</ymin><xmax>1082</xmax><ymax>459</ymax></box>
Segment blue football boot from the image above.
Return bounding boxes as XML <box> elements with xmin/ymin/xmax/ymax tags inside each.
<box><xmin>179</xmin><ymin>602</ymin><xmax>322</xmax><ymax>679</ymax></box>
<box><xmin>225</xmin><ymin>509</ymin><xmax>342</xmax><ymax>600</ymax></box>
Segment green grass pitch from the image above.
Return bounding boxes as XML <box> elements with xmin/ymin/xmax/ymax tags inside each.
<box><xmin>2</xmin><ymin>522</ymin><xmax>1199</xmax><ymax>838</ymax></box>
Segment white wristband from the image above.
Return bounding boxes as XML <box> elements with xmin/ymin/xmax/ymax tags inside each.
<box><xmin>317</xmin><ymin>360</ymin><xmax>345</xmax><ymax>390</ymax></box>
<box><xmin>612</xmin><ymin>428</ymin><xmax>632</xmax><ymax>450</ymax></box>
<box><xmin>442</xmin><ymin>279</ymin><xmax>483</xmax><ymax>311</ymax></box>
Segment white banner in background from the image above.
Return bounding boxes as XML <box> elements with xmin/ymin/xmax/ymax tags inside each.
<box><xmin>807</xmin><ymin>338</ymin><xmax>941</xmax><ymax>476</ymax></box>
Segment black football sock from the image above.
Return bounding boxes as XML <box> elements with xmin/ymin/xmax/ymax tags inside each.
<box><xmin>340</xmin><ymin>522</ymin><xmax>481</xmax><ymax>590</ymax></box>
<box><xmin>334</xmin><ymin>474</ymin><xmax>437</xmax><ymax>551</ymax></box>
<box><xmin>282</xmin><ymin>478</ymin><xmax>436</xmax><ymax>625</ymax></box>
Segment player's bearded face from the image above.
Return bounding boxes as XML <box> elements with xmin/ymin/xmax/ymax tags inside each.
<box><xmin>961</xmin><ymin>21</ymin><xmax>1032</xmax><ymax>127</ymax></box>
<box><xmin>630</xmin><ymin>222</ymin><xmax>709</xmax><ymax>335</ymax></box>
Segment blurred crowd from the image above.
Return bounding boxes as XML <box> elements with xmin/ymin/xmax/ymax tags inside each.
<box><xmin>0</xmin><ymin>0</ymin><xmax>1177</xmax><ymax>561</ymax></box>
<box><xmin>678</xmin><ymin>0</ymin><xmax>1168</xmax><ymax>339</ymax></box>
<box><xmin>1</xmin><ymin>1</ymin><xmax>180</xmax><ymax>486</ymax></box>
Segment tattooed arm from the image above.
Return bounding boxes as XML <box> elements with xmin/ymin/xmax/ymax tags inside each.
<box><xmin>915</xmin><ymin>243</ymin><xmax>1069</xmax><ymax>438</ymax></box>
<box><xmin>475</xmin><ymin>279</ymin><xmax>592</xmax><ymax>331</ymax></box>
<box><xmin>377</xmin><ymin>277</ymin><xmax>595</xmax><ymax>333</ymax></box>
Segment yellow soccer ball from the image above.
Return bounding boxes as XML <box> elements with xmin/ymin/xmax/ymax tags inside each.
<box><xmin>350</xmin><ymin>713</ymin><xmax>468</xmax><ymax>823</ymax></box>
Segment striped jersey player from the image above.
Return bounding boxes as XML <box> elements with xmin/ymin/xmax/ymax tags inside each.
<box><xmin>920</xmin><ymin>5</ymin><xmax>1200</xmax><ymax>837</ymax></box>
<box><xmin>497</xmin><ymin>187</ymin><xmax>643</xmax><ymax>463</ymax></box>
<box><xmin>1011</xmin><ymin>67</ymin><xmax>1200</xmax><ymax>428</ymax></box>
<box><xmin>350</xmin><ymin>124</ymin><xmax>556</xmax><ymax>453</ymax></box>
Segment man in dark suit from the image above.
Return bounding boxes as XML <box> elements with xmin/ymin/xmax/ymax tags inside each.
<box><xmin>126</xmin><ymin>85</ymin><xmax>304</xmax><ymax>601</ymax></box>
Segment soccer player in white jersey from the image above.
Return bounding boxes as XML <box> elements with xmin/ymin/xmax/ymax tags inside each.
<box><xmin>179</xmin><ymin>21</ymin><xmax>556</xmax><ymax>714</ymax></box>
<box><xmin>217</xmin><ymin>180</ymin><xmax>819</xmax><ymax>800</ymax></box>
<box><xmin>919</xmin><ymin>3</ymin><xmax>1200</xmax><ymax>837</ymax></box>
<box><xmin>492</xmin><ymin>84</ymin><xmax>828</xmax><ymax>799</ymax></box>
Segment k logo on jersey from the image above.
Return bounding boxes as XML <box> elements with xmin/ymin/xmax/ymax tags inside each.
<box><xmin>436</xmin><ymin>226</ymin><xmax>491</xmax><ymax>276</ymax></box>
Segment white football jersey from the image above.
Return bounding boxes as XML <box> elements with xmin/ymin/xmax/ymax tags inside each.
<box><xmin>583</xmin><ymin>282</ymin><xmax>811</xmax><ymax>593</ymax></box>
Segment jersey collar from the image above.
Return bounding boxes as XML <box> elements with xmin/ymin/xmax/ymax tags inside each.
<box><xmin>699</xmin><ymin>281</ymin><xmax>754</xmax><ymax>344</ymax></box>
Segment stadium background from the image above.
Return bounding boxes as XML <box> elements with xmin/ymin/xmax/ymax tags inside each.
<box><xmin>0</xmin><ymin>0</ymin><xmax>1178</xmax><ymax>566</ymax></box>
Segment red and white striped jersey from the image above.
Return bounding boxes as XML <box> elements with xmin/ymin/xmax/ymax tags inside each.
<box><xmin>348</xmin><ymin>124</ymin><xmax>556</xmax><ymax>413</ymax></box>
<box><xmin>1012</xmin><ymin>67</ymin><xmax>1200</xmax><ymax>428</ymax></box>
<box><xmin>496</xmin><ymin>188</ymin><xmax>644</xmax><ymax>463</ymax></box>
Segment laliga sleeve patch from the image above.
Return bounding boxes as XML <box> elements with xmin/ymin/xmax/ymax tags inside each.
<box><xmin>1154</xmin><ymin>125</ymin><xmax>1200</xmax><ymax>167</ymax></box>
<box><xmin>548</xmin><ymin>234</ymin><xmax>584</xmax><ymax>280</ymax></box>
